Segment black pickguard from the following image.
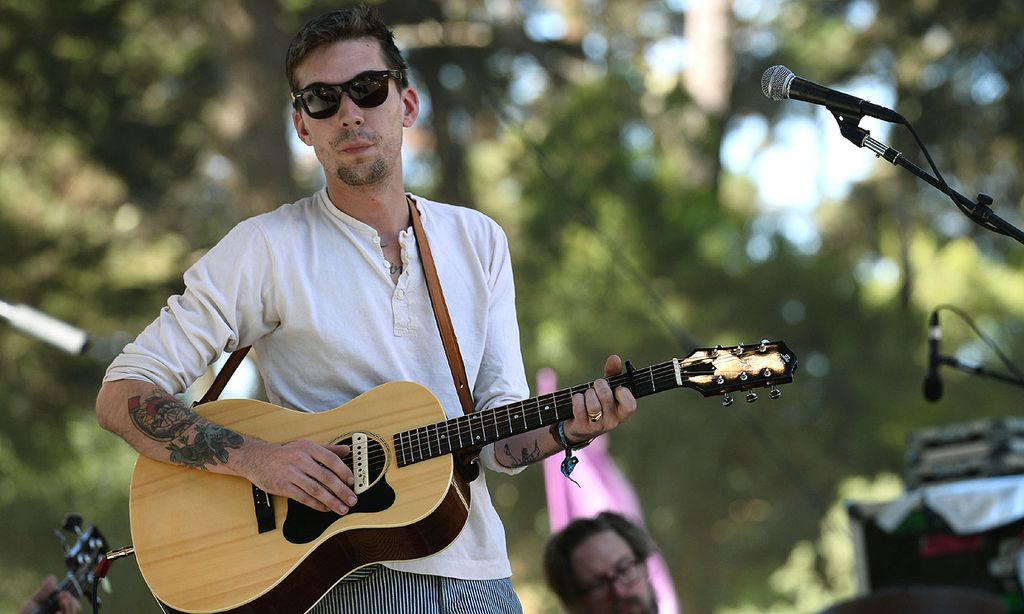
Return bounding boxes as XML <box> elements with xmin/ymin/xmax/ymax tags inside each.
<box><xmin>282</xmin><ymin>475</ymin><xmax>396</xmax><ymax>544</ymax></box>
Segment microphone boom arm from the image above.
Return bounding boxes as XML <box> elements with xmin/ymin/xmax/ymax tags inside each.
<box><xmin>938</xmin><ymin>354</ymin><xmax>1024</xmax><ymax>390</ymax></box>
<box><xmin>833</xmin><ymin>114</ymin><xmax>1024</xmax><ymax>245</ymax></box>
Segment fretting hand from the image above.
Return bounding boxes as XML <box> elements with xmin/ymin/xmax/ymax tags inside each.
<box><xmin>563</xmin><ymin>355</ymin><xmax>638</xmax><ymax>444</ymax></box>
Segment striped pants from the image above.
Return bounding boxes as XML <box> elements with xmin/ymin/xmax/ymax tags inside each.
<box><xmin>309</xmin><ymin>565</ymin><xmax>523</xmax><ymax>614</ymax></box>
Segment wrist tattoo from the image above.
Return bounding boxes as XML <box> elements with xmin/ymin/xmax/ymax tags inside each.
<box><xmin>502</xmin><ymin>439</ymin><xmax>543</xmax><ymax>468</ymax></box>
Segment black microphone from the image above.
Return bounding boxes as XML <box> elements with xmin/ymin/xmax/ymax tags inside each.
<box><xmin>923</xmin><ymin>310</ymin><xmax>943</xmax><ymax>402</ymax></box>
<box><xmin>761</xmin><ymin>65</ymin><xmax>905</xmax><ymax>123</ymax></box>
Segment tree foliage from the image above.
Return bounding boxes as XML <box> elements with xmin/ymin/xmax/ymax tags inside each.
<box><xmin>1</xmin><ymin>1</ymin><xmax>1023</xmax><ymax>612</ymax></box>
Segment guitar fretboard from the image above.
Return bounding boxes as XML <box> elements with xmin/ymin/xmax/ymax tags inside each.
<box><xmin>393</xmin><ymin>359</ymin><xmax>702</xmax><ymax>467</ymax></box>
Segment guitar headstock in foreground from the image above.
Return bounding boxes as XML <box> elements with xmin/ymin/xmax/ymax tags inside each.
<box><xmin>679</xmin><ymin>340</ymin><xmax>797</xmax><ymax>405</ymax></box>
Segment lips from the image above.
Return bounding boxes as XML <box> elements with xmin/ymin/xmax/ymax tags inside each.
<box><xmin>341</xmin><ymin>141</ymin><xmax>374</xmax><ymax>154</ymax></box>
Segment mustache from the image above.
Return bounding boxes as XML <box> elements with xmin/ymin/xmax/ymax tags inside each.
<box><xmin>330</xmin><ymin>128</ymin><xmax>378</xmax><ymax>148</ymax></box>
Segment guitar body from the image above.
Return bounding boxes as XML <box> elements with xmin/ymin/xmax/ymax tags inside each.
<box><xmin>130</xmin><ymin>381</ymin><xmax>472</xmax><ymax>614</ymax></box>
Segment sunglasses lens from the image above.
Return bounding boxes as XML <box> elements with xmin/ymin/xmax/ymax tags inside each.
<box><xmin>346</xmin><ymin>75</ymin><xmax>389</xmax><ymax>108</ymax></box>
<box><xmin>301</xmin><ymin>86</ymin><xmax>341</xmax><ymax>119</ymax></box>
<box><xmin>295</xmin><ymin>72</ymin><xmax>396</xmax><ymax>118</ymax></box>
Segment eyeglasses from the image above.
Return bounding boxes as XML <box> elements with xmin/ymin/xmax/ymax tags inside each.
<box><xmin>578</xmin><ymin>557</ymin><xmax>645</xmax><ymax>600</ymax></box>
<box><xmin>291</xmin><ymin>69</ymin><xmax>405</xmax><ymax>119</ymax></box>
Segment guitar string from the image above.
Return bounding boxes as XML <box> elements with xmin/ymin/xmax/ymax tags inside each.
<box><xmin>356</xmin><ymin>352</ymin><xmax>785</xmax><ymax>472</ymax></box>
<box><xmin>371</xmin><ymin>364</ymin><xmax>689</xmax><ymax>470</ymax></box>
<box><xmin>393</xmin><ymin>365</ymin><xmax>682</xmax><ymax>464</ymax></box>
<box><xmin>353</xmin><ymin>367</ymin><xmax>681</xmax><ymax>472</ymax></box>
<box><xmin>361</xmin><ymin>354</ymin><xmax>783</xmax><ymax>471</ymax></box>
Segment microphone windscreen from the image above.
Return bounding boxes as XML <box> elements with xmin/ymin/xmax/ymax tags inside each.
<box><xmin>923</xmin><ymin>375</ymin><xmax>943</xmax><ymax>402</ymax></box>
<box><xmin>761</xmin><ymin>65</ymin><xmax>794</xmax><ymax>100</ymax></box>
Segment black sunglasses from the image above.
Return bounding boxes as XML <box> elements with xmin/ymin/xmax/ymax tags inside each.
<box><xmin>291</xmin><ymin>69</ymin><xmax>405</xmax><ymax>119</ymax></box>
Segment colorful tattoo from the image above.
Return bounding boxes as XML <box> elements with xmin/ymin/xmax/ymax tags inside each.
<box><xmin>166</xmin><ymin>422</ymin><xmax>244</xmax><ymax>469</ymax></box>
<box><xmin>129</xmin><ymin>393</ymin><xmax>198</xmax><ymax>441</ymax></box>
<box><xmin>128</xmin><ymin>393</ymin><xmax>243</xmax><ymax>469</ymax></box>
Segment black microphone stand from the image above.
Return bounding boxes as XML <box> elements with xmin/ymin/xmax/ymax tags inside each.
<box><xmin>831</xmin><ymin>112</ymin><xmax>1024</xmax><ymax>245</ymax></box>
<box><xmin>936</xmin><ymin>354</ymin><xmax>1024</xmax><ymax>390</ymax></box>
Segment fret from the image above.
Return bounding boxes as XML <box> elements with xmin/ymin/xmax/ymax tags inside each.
<box><xmin>419</xmin><ymin>424</ymin><xmax>430</xmax><ymax>460</ymax></box>
<box><xmin>394</xmin><ymin>433</ymin><xmax>405</xmax><ymax>466</ymax></box>
<box><xmin>455</xmin><ymin>415</ymin><xmax>465</xmax><ymax>450</ymax></box>
<box><xmin>402</xmin><ymin>429</ymin><xmax>412</xmax><ymax>464</ymax></box>
<box><xmin>470</xmin><ymin>413</ymin><xmax>484</xmax><ymax>446</ymax></box>
<box><xmin>414</xmin><ymin>426</ymin><xmax>426</xmax><ymax>462</ymax></box>
<box><xmin>539</xmin><ymin>394</ymin><xmax>555</xmax><ymax>428</ymax></box>
<box><xmin>400</xmin><ymin>430</ymin><xmax>411</xmax><ymax>464</ymax></box>
<box><xmin>408</xmin><ymin>428</ymin><xmax>418</xmax><ymax>463</ymax></box>
<box><xmin>458</xmin><ymin>415</ymin><xmax>468</xmax><ymax>448</ymax></box>
<box><xmin>505</xmin><ymin>406</ymin><xmax>513</xmax><ymax>439</ymax></box>
<box><xmin>433</xmin><ymin>422</ymin><xmax>444</xmax><ymax>458</ymax></box>
<box><xmin>442</xmin><ymin>420</ymin><xmax>452</xmax><ymax>454</ymax></box>
<box><xmin>426</xmin><ymin>423</ymin><xmax>439</xmax><ymax>459</ymax></box>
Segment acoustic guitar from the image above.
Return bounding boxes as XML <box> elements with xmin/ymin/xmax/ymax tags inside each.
<box><xmin>130</xmin><ymin>341</ymin><xmax>797</xmax><ymax>613</ymax></box>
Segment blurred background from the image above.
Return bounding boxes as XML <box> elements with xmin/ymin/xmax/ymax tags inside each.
<box><xmin>2</xmin><ymin>0</ymin><xmax>1023</xmax><ymax>612</ymax></box>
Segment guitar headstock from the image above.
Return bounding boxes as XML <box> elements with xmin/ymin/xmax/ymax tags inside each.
<box><xmin>679</xmin><ymin>340</ymin><xmax>797</xmax><ymax>404</ymax></box>
<box><xmin>48</xmin><ymin>514</ymin><xmax>109</xmax><ymax>609</ymax></box>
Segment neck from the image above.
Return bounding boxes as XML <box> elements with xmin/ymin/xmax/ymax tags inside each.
<box><xmin>325</xmin><ymin>179</ymin><xmax>410</xmax><ymax>238</ymax></box>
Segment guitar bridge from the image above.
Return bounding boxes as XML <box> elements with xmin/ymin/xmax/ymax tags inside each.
<box><xmin>351</xmin><ymin>432</ymin><xmax>370</xmax><ymax>494</ymax></box>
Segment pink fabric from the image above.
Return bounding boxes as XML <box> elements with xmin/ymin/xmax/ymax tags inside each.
<box><xmin>540</xmin><ymin>368</ymin><xmax>680</xmax><ymax>613</ymax></box>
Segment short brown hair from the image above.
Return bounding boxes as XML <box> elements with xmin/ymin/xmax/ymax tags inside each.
<box><xmin>543</xmin><ymin>511</ymin><xmax>657</xmax><ymax>607</ymax></box>
<box><xmin>285</xmin><ymin>4</ymin><xmax>409</xmax><ymax>90</ymax></box>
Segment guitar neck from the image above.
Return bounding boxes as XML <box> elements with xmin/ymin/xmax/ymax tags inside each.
<box><xmin>393</xmin><ymin>358</ymin><xmax>699</xmax><ymax>467</ymax></box>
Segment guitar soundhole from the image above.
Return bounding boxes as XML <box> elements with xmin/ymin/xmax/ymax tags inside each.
<box><xmin>282</xmin><ymin>435</ymin><xmax>396</xmax><ymax>545</ymax></box>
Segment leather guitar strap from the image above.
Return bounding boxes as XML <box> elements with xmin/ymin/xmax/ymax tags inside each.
<box><xmin>407</xmin><ymin>196</ymin><xmax>477</xmax><ymax>420</ymax></box>
<box><xmin>195</xmin><ymin>345</ymin><xmax>250</xmax><ymax>407</ymax></box>
<box><xmin>199</xmin><ymin>197</ymin><xmax>477</xmax><ymax>430</ymax></box>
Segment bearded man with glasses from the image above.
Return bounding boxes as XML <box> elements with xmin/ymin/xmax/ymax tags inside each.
<box><xmin>544</xmin><ymin>512</ymin><xmax>661</xmax><ymax>614</ymax></box>
<box><xmin>95</xmin><ymin>4</ymin><xmax>638</xmax><ymax>613</ymax></box>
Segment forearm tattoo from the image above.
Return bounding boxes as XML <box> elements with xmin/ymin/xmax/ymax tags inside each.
<box><xmin>128</xmin><ymin>393</ymin><xmax>243</xmax><ymax>470</ymax></box>
<box><xmin>502</xmin><ymin>439</ymin><xmax>544</xmax><ymax>468</ymax></box>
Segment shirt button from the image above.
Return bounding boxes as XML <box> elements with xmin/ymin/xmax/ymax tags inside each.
<box><xmin>396</xmin><ymin>289</ymin><xmax>406</xmax><ymax>299</ymax></box>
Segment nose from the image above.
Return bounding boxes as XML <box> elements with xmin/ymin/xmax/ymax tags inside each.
<box><xmin>610</xmin><ymin>578</ymin><xmax>637</xmax><ymax>601</ymax></box>
<box><xmin>335</xmin><ymin>94</ymin><xmax>364</xmax><ymax>127</ymax></box>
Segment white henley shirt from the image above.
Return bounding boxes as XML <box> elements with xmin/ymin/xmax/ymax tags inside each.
<box><xmin>105</xmin><ymin>189</ymin><xmax>530</xmax><ymax>580</ymax></box>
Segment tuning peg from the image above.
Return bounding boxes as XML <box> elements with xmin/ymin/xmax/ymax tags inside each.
<box><xmin>745</xmin><ymin>391</ymin><xmax>758</xmax><ymax>403</ymax></box>
<box><xmin>769</xmin><ymin>385</ymin><xmax>782</xmax><ymax>400</ymax></box>
<box><xmin>733</xmin><ymin>344</ymin><xmax>744</xmax><ymax>355</ymax></box>
<box><xmin>722</xmin><ymin>393</ymin><xmax>734</xmax><ymax>407</ymax></box>
<box><xmin>759</xmin><ymin>339</ymin><xmax>770</xmax><ymax>352</ymax></box>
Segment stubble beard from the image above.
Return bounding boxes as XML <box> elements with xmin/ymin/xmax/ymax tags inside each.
<box><xmin>329</xmin><ymin>126</ymin><xmax>396</xmax><ymax>187</ymax></box>
<box><xmin>336</xmin><ymin>156</ymin><xmax>390</xmax><ymax>187</ymax></box>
